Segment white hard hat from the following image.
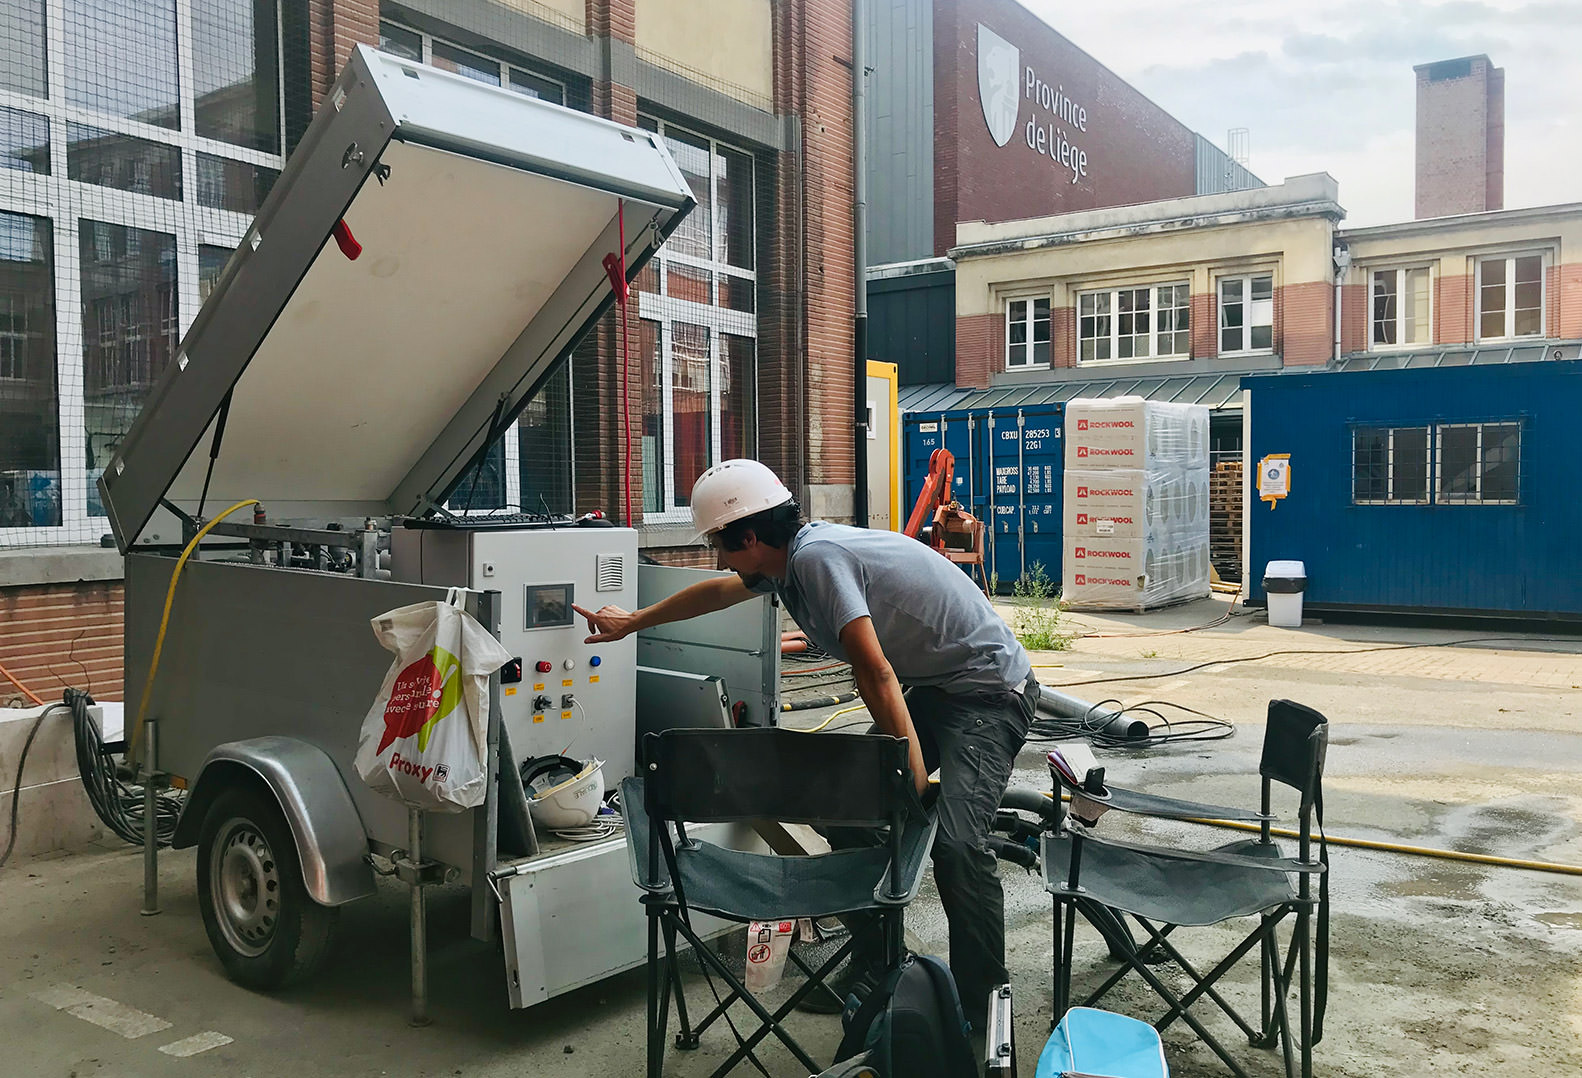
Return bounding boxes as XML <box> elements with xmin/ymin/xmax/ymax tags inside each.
<box><xmin>689</xmin><ymin>459</ymin><xmax>794</xmax><ymax>542</ymax></box>
<box><xmin>523</xmin><ymin>756</ymin><xmax>606</xmax><ymax>829</ymax></box>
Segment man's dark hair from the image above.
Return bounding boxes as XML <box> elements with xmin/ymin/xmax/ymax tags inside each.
<box><xmin>714</xmin><ymin>500</ymin><xmax>805</xmax><ymax>551</ymax></box>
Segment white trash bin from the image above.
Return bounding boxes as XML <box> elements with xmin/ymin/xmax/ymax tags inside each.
<box><xmin>1263</xmin><ymin>560</ymin><xmax>1307</xmax><ymax>628</ymax></box>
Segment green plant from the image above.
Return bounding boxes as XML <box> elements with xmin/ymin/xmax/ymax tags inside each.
<box><xmin>1011</xmin><ymin>562</ymin><xmax>1071</xmax><ymax>651</ymax></box>
<box><xmin>1140</xmin><ymin>648</ymin><xmax>1159</xmax><ymax>659</ymax></box>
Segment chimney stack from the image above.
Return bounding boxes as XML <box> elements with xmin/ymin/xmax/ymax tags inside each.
<box><xmin>1414</xmin><ymin>55</ymin><xmax>1504</xmax><ymax>219</ymax></box>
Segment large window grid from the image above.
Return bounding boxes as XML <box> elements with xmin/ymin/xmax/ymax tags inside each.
<box><xmin>1077</xmin><ymin>281</ymin><xmax>1189</xmax><ymax>364</ymax></box>
<box><xmin>635</xmin><ymin>116</ymin><xmax>757</xmax><ymax>523</ymax></box>
<box><xmin>1353</xmin><ymin>422</ymin><xmax>1520</xmax><ymax>506</ymax></box>
<box><xmin>1371</xmin><ymin>266</ymin><xmax>1430</xmax><ymax>349</ymax></box>
<box><xmin>1476</xmin><ymin>253</ymin><xmax>1544</xmax><ymax>342</ymax></box>
<box><xmin>1</xmin><ymin>0</ymin><xmax>287</xmax><ymax>544</ymax></box>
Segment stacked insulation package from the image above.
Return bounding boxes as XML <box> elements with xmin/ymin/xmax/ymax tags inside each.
<box><xmin>1062</xmin><ymin>397</ymin><xmax>1211</xmax><ymax>611</ymax></box>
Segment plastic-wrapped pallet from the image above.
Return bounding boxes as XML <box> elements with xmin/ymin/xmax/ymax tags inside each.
<box><xmin>1062</xmin><ymin>397</ymin><xmax>1210</xmax><ymax>611</ymax></box>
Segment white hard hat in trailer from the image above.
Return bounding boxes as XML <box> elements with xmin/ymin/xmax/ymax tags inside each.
<box><xmin>523</xmin><ymin>756</ymin><xmax>607</xmax><ymax>829</ymax></box>
<box><xmin>689</xmin><ymin>459</ymin><xmax>794</xmax><ymax>542</ymax></box>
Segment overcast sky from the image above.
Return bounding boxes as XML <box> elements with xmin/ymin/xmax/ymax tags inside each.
<box><xmin>1024</xmin><ymin>0</ymin><xmax>1582</xmax><ymax>225</ymax></box>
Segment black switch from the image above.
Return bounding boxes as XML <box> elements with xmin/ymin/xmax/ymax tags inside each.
<box><xmin>500</xmin><ymin>658</ymin><xmax>523</xmax><ymax>685</ymax></box>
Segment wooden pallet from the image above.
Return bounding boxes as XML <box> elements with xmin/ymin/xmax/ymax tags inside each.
<box><xmin>1209</xmin><ymin>460</ymin><xmax>1244</xmax><ymax>583</ymax></box>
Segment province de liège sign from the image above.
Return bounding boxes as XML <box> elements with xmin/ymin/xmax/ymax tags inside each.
<box><xmin>977</xmin><ymin>23</ymin><xmax>1090</xmax><ymax>184</ymax></box>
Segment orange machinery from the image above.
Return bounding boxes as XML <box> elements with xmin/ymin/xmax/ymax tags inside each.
<box><xmin>902</xmin><ymin>449</ymin><xmax>990</xmax><ymax>597</ymax></box>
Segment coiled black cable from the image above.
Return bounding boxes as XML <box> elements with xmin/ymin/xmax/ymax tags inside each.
<box><xmin>66</xmin><ymin>689</ymin><xmax>184</xmax><ymax>848</ymax></box>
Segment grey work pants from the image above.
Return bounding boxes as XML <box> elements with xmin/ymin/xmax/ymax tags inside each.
<box><xmin>828</xmin><ymin>670</ymin><xmax>1037</xmax><ymax>1026</ymax></box>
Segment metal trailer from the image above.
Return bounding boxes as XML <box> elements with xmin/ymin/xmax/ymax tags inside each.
<box><xmin>99</xmin><ymin>45</ymin><xmax>779</xmax><ymax>1017</ymax></box>
<box><xmin>902</xmin><ymin>404</ymin><xmax>1064</xmax><ymax>590</ymax></box>
<box><xmin>1243</xmin><ymin>359</ymin><xmax>1582</xmax><ymax>619</ymax></box>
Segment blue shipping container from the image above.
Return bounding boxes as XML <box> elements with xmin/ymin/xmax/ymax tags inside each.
<box><xmin>902</xmin><ymin>404</ymin><xmax>1063</xmax><ymax>590</ymax></box>
<box><xmin>1244</xmin><ymin>362</ymin><xmax>1582</xmax><ymax>618</ymax></box>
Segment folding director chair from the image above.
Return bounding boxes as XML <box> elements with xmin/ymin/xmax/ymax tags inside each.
<box><xmin>621</xmin><ymin>727</ymin><xmax>937</xmax><ymax>1078</ymax></box>
<box><xmin>1041</xmin><ymin>700</ymin><xmax>1330</xmax><ymax>1078</ymax></box>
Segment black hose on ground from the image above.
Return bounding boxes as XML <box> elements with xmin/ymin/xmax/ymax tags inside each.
<box><xmin>780</xmin><ymin>690</ymin><xmax>860</xmax><ymax>712</ymax></box>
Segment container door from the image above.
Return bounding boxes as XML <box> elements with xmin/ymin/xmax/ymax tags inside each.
<box><xmin>1018</xmin><ymin>404</ymin><xmax>1063</xmax><ymax>585</ymax></box>
<box><xmin>985</xmin><ymin>409</ymin><xmax>1023</xmax><ymax>591</ymax></box>
<box><xmin>945</xmin><ymin>410</ymin><xmax>980</xmax><ymax>524</ymax></box>
<box><xmin>902</xmin><ymin>413</ymin><xmax>946</xmax><ymax>531</ymax></box>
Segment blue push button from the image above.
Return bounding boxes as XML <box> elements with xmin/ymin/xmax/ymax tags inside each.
<box><xmin>589</xmin><ymin>655</ymin><xmax>602</xmax><ymax>668</ymax></box>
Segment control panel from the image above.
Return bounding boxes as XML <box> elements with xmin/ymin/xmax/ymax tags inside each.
<box><xmin>390</xmin><ymin>524</ymin><xmax>639</xmax><ymax>782</ymax></box>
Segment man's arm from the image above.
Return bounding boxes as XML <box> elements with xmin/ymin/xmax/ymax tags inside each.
<box><xmin>573</xmin><ymin>574</ymin><xmax>756</xmax><ymax>643</ymax></box>
<box><xmin>838</xmin><ymin>615</ymin><xmax>928</xmax><ymax>796</ymax></box>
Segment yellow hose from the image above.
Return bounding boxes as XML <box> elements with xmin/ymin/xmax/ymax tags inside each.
<box><xmin>128</xmin><ymin>499</ymin><xmax>260</xmax><ymax>756</ymax></box>
<box><xmin>800</xmin><ymin>702</ymin><xmax>868</xmax><ymax>733</ymax></box>
<box><xmin>1033</xmin><ymin>790</ymin><xmax>1582</xmax><ymax>877</ymax></box>
<box><xmin>1183</xmin><ymin>816</ymin><xmax>1582</xmax><ymax>877</ymax></box>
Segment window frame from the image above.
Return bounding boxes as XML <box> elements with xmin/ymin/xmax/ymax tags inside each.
<box><xmin>1351</xmin><ymin>421</ymin><xmax>1522</xmax><ymax>507</ymax></box>
<box><xmin>1351</xmin><ymin>425</ymin><xmax>1431</xmax><ymax>505</ymax></box>
<box><xmin>1474</xmin><ymin>251</ymin><xmax>1547</xmax><ymax>343</ymax></box>
<box><xmin>1435</xmin><ymin>421</ymin><xmax>1521</xmax><ymax>505</ymax></box>
<box><xmin>1005</xmin><ymin>295</ymin><xmax>1050</xmax><ymax>369</ymax></box>
<box><xmin>634</xmin><ymin>116</ymin><xmax>759</xmax><ymax>525</ymax></box>
<box><xmin>1075</xmin><ymin>279</ymin><xmax>1191</xmax><ymax>366</ymax></box>
<box><xmin>376</xmin><ymin>18</ymin><xmax>574</xmax><ymax>519</ymax></box>
<box><xmin>1216</xmin><ymin>272</ymin><xmax>1275</xmax><ymax>356</ymax></box>
<box><xmin>1369</xmin><ymin>265</ymin><xmax>1433</xmax><ymax>350</ymax></box>
<box><xmin>378</xmin><ymin>19</ymin><xmax>568</xmax><ymax>106</ymax></box>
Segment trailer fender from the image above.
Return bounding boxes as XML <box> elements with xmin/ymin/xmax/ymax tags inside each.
<box><xmin>172</xmin><ymin>736</ymin><xmax>375</xmax><ymax>906</ymax></box>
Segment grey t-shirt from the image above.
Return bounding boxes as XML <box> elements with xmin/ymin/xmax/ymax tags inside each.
<box><xmin>759</xmin><ymin>522</ymin><xmax>1031</xmax><ymax>695</ymax></box>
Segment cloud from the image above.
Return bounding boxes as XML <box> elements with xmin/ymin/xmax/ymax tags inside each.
<box><xmin>1019</xmin><ymin>0</ymin><xmax>1582</xmax><ymax>223</ymax></box>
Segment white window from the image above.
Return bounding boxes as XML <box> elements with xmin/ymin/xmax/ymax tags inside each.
<box><xmin>379</xmin><ymin>21</ymin><xmax>568</xmax><ymax>104</ymax></box>
<box><xmin>1006</xmin><ymin>297</ymin><xmax>1050</xmax><ymax>368</ymax></box>
<box><xmin>375</xmin><ymin>19</ymin><xmax>574</xmax><ymax>517</ymax></box>
<box><xmin>1477</xmin><ymin>254</ymin><xmax>1544</xmax><ymax>341</ymax></box>
<box><xmin>1076</xmin><ymin>281</ymin><xmax>1189</xmax><ymax>364</ymax></box>
<box><xmin>1371</xmin><ymin>267</ymin><xmax>1431</xmax><ymax>348</ymax></box>
<box><xmin>1218</xmin><ymin>274</ymin><xmax>1273</xmax><ymax>354</ymax></box>
<box><xmin>635</xmin><ymin>118</ymin><xmax>758</xmax><ymax>521</ymax></box>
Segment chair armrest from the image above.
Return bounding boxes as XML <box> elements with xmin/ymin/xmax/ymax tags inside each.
<box><xmin>1049</xmin><ymin>770</ymin><xmax>1270</xmax><ymax>823</ymax></box>
<box><xmin>1076</xmin><ymin>828</ymin><xmax>1325</xmax><ymax>874</ymax></box>
<box><xmin>1098</xmin><ymin>784</ymin><xmax>1272</xmax><ymax>823</ymax></box>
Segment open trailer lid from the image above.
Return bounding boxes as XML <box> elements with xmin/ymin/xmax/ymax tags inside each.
<box><xmin>99</xmin><ymin>45</ymin><xmax>694</xmax><ymax>550</ymax></box>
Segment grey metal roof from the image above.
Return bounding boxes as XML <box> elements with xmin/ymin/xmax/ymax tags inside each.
<box><xmin>1327</xmin><ymin>340</ymin><xmax>1582</xmax><ymax>372</ymax></box>
<box><xmin>898</xmin><ymin>371</ymin><xmax>1248</xmax><ymax>414</ymax></box>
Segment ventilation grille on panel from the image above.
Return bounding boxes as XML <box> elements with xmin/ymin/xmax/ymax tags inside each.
<box><xmin>595</xmin><ymin>553</ymin><xmax>625</xmax><ymax>592</ymax></box>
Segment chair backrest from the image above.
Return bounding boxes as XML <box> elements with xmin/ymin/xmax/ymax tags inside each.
<box><xmin>1260</xmin><ymin>699</ymin><xmax>1328</xmax><ymax>816</ymax></box>
<box><xmin>642</xmin><ymin>727</ymin><xmax>914</xmax><ymax>827</ymax></box>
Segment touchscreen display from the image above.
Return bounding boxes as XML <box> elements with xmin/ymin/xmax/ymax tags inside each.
<box><xmin>525</xmin><ymin>584</ymin><xmax>573</xmax><ymax>629</ymax></box>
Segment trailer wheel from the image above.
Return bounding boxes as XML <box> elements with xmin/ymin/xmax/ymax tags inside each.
<box><xmin>196</xmin><ymin>787</ymin><xmax>339</xmax><ymax>989</ymax></box>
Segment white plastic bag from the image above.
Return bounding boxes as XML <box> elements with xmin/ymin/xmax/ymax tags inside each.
<box><xmin>354</xmin><ymin>589</ymin><xmax>512</xmax><ymax>812</ymax></box>
<box><xmin>745</xmin><ymin>919</ymin><xmax>797</xmax><ymax>995</ymax></box>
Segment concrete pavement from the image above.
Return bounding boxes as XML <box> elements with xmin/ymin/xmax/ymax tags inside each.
<box><xmin>3</xmin><ymin>596</ymin><xmax>1581</xmax><ymax>1076</ymax></box>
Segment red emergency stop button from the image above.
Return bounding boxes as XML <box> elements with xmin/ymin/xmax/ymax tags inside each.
<box><xmin>535</xmin><ymin>660</ymin><xmax>553</xmax><ymax>673</ymax></box>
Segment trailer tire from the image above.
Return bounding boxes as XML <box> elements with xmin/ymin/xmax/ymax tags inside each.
<box><xmin>197</xmin><ymin>787</ymin><xmax>340</xmax><ymax>989</ymax></box>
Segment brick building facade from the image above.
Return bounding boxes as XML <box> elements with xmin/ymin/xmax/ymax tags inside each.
<box><xmin>950</xmin><ymin>176</ymin><xmax>1582</xmax><ymax>398</ymax></box>
<box><xmin>0</xmin><ymin>0</ymin><xmax>855</xmax><ymax>702</ymax></box>
<box><xmin>863</xmin><ymin>0</ymin><xmax>1257</xmax><ymax>267</ymax></box>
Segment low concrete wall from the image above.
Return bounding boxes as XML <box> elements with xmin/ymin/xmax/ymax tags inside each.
<box><xmin>0</xmin><ymin>703</ymin><xmax>123</xmax><ymax>861</ymax></box>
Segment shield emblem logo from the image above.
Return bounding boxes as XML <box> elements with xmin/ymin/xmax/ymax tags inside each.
<box><xmin>977</xmin><ymin>24</ymin><xmax>1020</xmax><ymax>148</ymax></box>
